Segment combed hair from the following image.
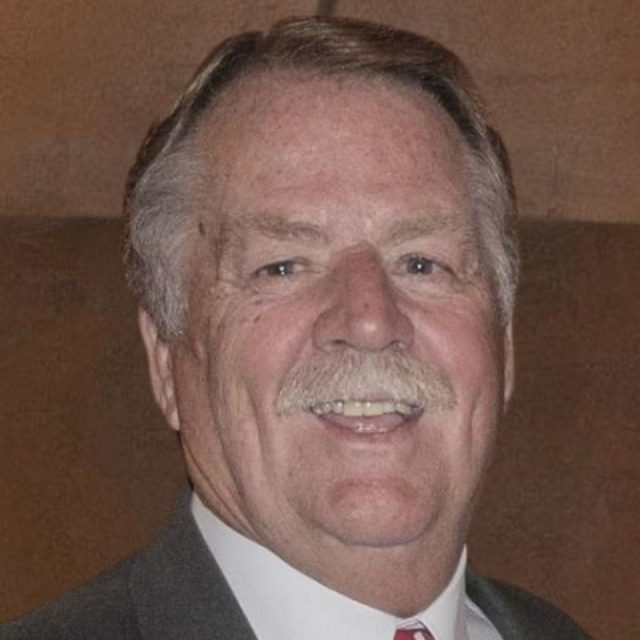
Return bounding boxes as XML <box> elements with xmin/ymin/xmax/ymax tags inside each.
<box><xmin>124</xmin><ymin>15</ymin><xmax>519</xmax><ymax>341</ymax></box>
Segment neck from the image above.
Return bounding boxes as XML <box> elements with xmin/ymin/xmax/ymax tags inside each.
<box><xmin>272</xmin><ymin>527</ymin><xmax>466</xmax><ymax>616</ymax></box>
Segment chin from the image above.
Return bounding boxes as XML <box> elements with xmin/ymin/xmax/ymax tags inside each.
<box><xmin>317</xmin><ymin>478</ymin><xmax>445</xmax><ymax>548</ymax></box>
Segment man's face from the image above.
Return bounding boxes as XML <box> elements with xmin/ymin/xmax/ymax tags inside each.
<box><xmin>144</xmin><ymin>73</ymin><xmax>513</xmax><ymax>573</ymax></box>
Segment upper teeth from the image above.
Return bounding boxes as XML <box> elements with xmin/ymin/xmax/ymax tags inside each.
<box><xmin>311</xmin><ymin>400</ymin><xmax>415</xmax><ymax>417</ymax></box>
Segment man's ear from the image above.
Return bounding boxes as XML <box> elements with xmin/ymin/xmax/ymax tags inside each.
<box><xmin>502</xmin><ymin>319</ymin><xmax>515</xmax><ymax>409</ymax></box>
<box><xmin>138</xmin><ymin>308</ymin><xmax>181</xmax><ymax>432</ymax></box>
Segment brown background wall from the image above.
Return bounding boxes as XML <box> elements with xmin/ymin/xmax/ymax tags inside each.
<box><xmin>1</xmin><ymin>0</ymin><xmax>639</xmax><ymax>222</ymax></box>
<box><xmin>0</xmin><ymin>0</ymin><xmax>318</xmax><ymax>219</ymax></box>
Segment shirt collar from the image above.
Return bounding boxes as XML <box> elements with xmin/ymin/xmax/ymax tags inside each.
<box><xmin>192</xmin><ymin>493</ymin><xmax>469</xmax><ymax>640</ymax></box>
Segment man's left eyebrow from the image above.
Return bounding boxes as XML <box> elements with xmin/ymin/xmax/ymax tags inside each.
<box><xmin>383</xmin><ymin>213</ymin><xmax>474</xmax><ymax>246</ymax></box>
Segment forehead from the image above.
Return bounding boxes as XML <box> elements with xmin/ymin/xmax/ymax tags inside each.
<box><xmin>194</xmin><ymin>70</ymin><xmax>472</xmax><ymax>238</ymax></box>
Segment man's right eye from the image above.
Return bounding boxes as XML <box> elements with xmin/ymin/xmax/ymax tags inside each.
<box><xmin>255</xmin><ymin>260</ymin><xmax>296</xmax><ymax>277</ymax></box>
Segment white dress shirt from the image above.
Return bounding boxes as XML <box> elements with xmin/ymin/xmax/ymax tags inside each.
<box><xmin>192</xmin><ymin>494</ymin><xmax>502</xmax><ymax>640</ymax></box>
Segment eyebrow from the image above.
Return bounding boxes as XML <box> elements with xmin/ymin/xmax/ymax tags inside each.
<box><xmin>217</xmin><ymin>209</ymin><xmax>476</xmax><ymax>259</ymax></box>
<box><xmin>383</xmin><ymin>212</ymin><xmax>476</xmax><ymax>247</ymax></box>
<box><xmin>222</xmin><ymin>211</ymin><xmax>330</xmax><ymax>249</ymax></box>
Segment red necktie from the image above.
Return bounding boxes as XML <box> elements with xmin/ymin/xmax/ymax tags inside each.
<box><xmin>394</xmin><ymin>628</ymin><xmax>434</xmax><ymax>640</ymax></box>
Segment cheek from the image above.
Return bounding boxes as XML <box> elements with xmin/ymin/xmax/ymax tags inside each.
<box><xmin>415</xmin><ymin>305</ymin><xmax>503</xmax><ymax>449</ymax></box>
<box><xmin>202</xmin><ymin>295</ymin><xmax>318</xmax><ymax>481</ymax></box>
<box><xmin>451</xmin><ymin>322</ymin><xmax>502</xmax><ymax>397</ymax></box>
<box><xmin>236</xmin><ymin>298</ymin><xmax>317</xmax><ymax>403</ymax></box>
<box><xmin>450</xmin><ymin>325</ymin><xmax>503</xmax><ymax>477</ymax></box>
<box><xmin>416</xmin><ymin>296</ymin><xmax>503</xmax><ymax>391</ymax></box>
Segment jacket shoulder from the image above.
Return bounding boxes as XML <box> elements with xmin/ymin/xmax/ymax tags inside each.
<box><xmin>466</xmin><ymin>570</ymin><xmax>592</xmax><ymax>639</ymax></box>
<box><xmin>0</xmin><ymin>558</ymin><xmax>141</xmax><ymax>640</ymax></box>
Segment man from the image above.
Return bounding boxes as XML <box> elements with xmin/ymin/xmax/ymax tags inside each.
<box><xmin>2</xmin><ymin>15</ymin><xmax>589</xmax><ymax>640</ymax></box>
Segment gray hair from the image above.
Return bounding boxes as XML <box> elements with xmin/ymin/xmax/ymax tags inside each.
<box><xmin>124</xmin><ymin>15</ymin><xmax>519</xmax><ymax>341</ymax></box>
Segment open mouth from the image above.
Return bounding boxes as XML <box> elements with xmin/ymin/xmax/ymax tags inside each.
<box><xmin>309</xmin><ymin>399</ymin><xmax>422</xmax><ymax>434</ymax></box>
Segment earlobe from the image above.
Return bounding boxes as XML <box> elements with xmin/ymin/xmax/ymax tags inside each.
<box><xmin>502</xmin><ymin>320</ymin><xmax>515</xmax><ymax>408</ymax></box>
<box><xmin>138</xmin><ymin>309</ymin><xmax>181</xmax><ymax>431</ymax></box>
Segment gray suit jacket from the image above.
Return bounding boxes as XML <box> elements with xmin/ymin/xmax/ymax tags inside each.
<box><xmin>1</xmin><ymin>493</ymin><xmax>591</xmax><ymax>639</ymax></box>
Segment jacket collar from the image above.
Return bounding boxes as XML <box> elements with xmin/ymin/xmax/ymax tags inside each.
<box><xmin>129</xmin><ymin>489</ymin><xmax>258</xmax><ymax>640</ymax></box>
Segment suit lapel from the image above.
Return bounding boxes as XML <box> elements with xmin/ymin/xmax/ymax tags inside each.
<box><xmin>465</xmin><ymin>568</ymin><xmax>522</xmax><ymax>638</ymax></box>
<box><xmin>465</xmin><ymin>567</ymin><xmax>590</xmax><ymax>639</ymax></box>
<box><xmin>129</xmin><ymin>490</ymin><xmax>258</xmax><ymax>640</ymax></box>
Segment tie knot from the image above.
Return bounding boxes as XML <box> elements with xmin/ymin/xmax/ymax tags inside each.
<box><xmin>394</xmin><ymin>628</ymin><xmax>433</xmax><ymax>640</ymax></box>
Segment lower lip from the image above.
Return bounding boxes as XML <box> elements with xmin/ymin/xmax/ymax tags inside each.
<box><xmin>314</xmin><ymin>410</ymin><xmax>422</xmax><ymax>438</ymax></box>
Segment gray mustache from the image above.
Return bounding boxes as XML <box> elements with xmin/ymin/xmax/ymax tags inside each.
<box><xmin>275</xmin><ymin>351</ymin><xmax>456</xmax><ymax>415</ymax></box>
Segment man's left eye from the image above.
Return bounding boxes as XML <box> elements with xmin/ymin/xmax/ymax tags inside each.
<box><xmin>256</xmin><ymin>260</ymin><xmax>297</xmax><ymax>277</ymax></box>
<box><xmin>406</xmin><ymin>255</ymin><xmax>437</xmax><ymax>275</ymax></box>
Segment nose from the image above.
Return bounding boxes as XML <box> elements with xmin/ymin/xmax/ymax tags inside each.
<box><xmin>312</xmin><ymin>248</ymin><xmax>414</xmax><ymax>353</ymax></box>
